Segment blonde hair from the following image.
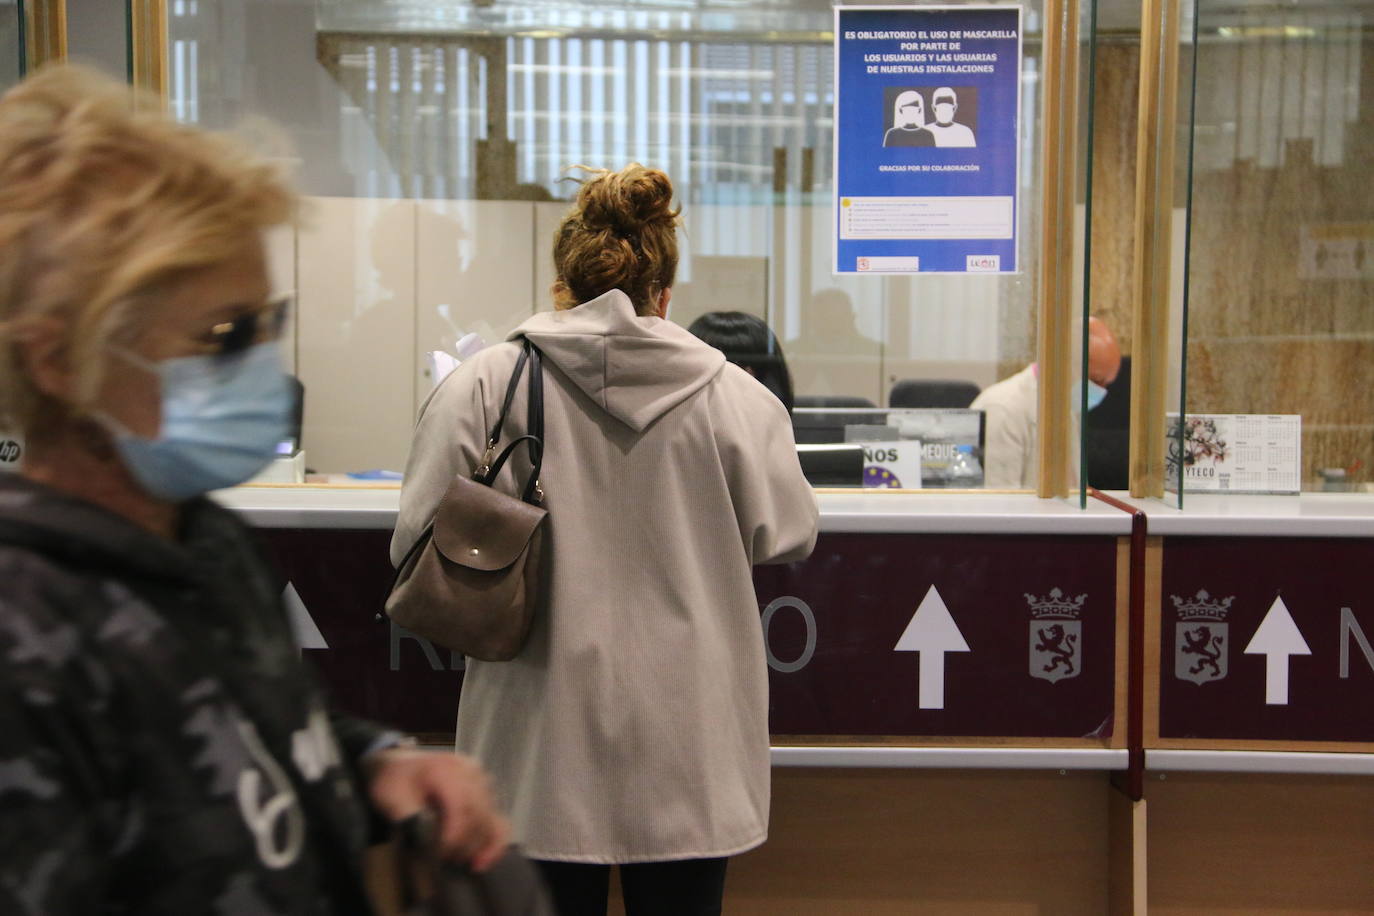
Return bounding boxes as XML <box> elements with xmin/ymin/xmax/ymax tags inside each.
<box><xmin>0</xmin><ymin>65</ymin><xmax>294</xmax><ymax>436</ymax></box>
<box><xmin>551</xmin><ymin>164</ymin><xmax>680</xmax><ymax>316</ymax></box>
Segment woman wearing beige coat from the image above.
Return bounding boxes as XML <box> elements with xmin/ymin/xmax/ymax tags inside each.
<box><xmin>392</xmin><ymin>165</ymin><xmax>818</xmax><ymax>915</ymax></box>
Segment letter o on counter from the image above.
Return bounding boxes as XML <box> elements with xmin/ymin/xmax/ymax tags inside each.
<box><xmin>762</xmin><ymin>596</ymin><xmax>817</xmax><ymax>673</ymax></box>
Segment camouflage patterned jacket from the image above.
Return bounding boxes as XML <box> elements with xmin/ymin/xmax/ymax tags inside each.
<box><xmin>0</xmin><ymin>475</ymin><xmax>385</xmax><ymax>915</ymax></box>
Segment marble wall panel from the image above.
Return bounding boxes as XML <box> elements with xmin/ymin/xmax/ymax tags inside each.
<box><xmin>266</xmin><ymin>224</ymin><xmax>297</xmax><ymax>375</ymax></box>
<box><xmin>296</xmin><ymin>197</ymin><xmax>416</xmax><ymax>474</ymax></box>
<box><xmin>1089</xmin><ymin>42</ymin><xmax>1140</xmax><ymax>354</ymax></box>
<box><xmin>1184</xmin><ymin>31</ymin><xmax>1374</xmax><ymax>486</ymax></box>
<box><xmin>412</xmin><ymin>199</ymin><xmax>538</xmax><ymax>414</ymax></box>
<box><xmin>533</xmin><ymin>201</ymin><xmax>565</xmax><ymax>310</ymax></box>
<box><xmin>1188</xmin><ymin>339</ymin><xmax>1374</xmax><ymax>481</ymax></box>
<box><xmin>679</xmin><ymin>204</ymin><xmax>775</xmax><ymax>322</ymax></box>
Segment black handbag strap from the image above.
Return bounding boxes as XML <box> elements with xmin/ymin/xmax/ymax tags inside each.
<box><xmin>474</xmin><ymin>341</ymin><xmax>544</xmax><ymax>505</ymax></box>
<box><xmin>484</xmin><ymin>343</ymin><xmax>530</xmax><ymax>449</ymax></box>
<box><xmin>387</xmin><ymin>341</ymin><xmax>546</xmax><ymax>605</ymax></box>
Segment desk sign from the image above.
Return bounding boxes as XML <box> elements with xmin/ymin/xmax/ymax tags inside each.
<box><xmin>860</xmin><ymin>440</ymin><xmax>923</xmax><ymax>488</ymax></box>
<box><xmin>1158</xmin><ymin>536</ymin><xmax>1374</xmax><ymax>744</ymax></box>
<box><xmin>1166</xmin><ymin>414</ymin><xmax>1301</xmax><ymax>495</ymax></box>
<box><xmin>833</xmin><ymin>5</ymin><xmax>1023</xmax><ymax>274</ymax></box>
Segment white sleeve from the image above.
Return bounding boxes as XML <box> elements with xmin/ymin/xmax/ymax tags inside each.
<box><xmin>974</xmin><ymin>392</ymin><xmax>1034</xmax><ymax>489</ymax></box>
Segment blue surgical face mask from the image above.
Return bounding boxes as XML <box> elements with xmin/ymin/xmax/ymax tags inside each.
<box><xmin>99</xmin><ymin>341</ymin><xmax>292</xmax><ymax>501</ymax></box>
<box><xmin>1085</xmin><ymin>379</ymin><xmax>1109</xmax><ymax>412</ymax></box>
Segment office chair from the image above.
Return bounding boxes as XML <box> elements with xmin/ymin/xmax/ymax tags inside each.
<box><xmin>794</xmin><ymin>395</ymin><xmax>877</xmax><ymax>409</ymax></box>
<box><xmin>888</xmin><ymin>379</ymin><xmax>981</xmax><ymax>409</ymax></box>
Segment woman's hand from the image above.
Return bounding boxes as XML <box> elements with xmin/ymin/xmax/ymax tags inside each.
<box><xmin>366</xmin><ymin>747</ymin><xmax>510</xmax><ymax>871</ymax></box>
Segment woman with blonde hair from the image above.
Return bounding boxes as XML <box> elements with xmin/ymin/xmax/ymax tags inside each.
<box><xmin>0</xmin><ymin>66</ymin><xmax>507</xmax><ymax>914</ymax></box>
<box><xmin>393</xmin><ymin>164</ymin><xmax>818</xmax><ymax>914</ymax></box>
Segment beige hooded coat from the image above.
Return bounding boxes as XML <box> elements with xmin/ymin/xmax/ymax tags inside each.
<box><xmin>392</xmin><ymin>290</ymin><xmax>819</xmax><ymax>863</ymax></box>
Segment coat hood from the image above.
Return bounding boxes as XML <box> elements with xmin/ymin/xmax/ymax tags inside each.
<box><xmin>510</xmin><ymin>289</ymin><xmax>726</xmax><ymax>432</ymax></box>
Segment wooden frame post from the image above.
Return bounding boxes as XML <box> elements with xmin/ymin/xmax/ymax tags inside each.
<box><xmin>1128</xmin><ymin>0</ymin><xmax>1183</xmax><ymax>497</ymax></box>
<box><xmin>1036</xmin><ymin>0</ymin><xmax>1082</xmax><ymax>498</ymax></box>
<box><xmin>22</xmin><ymin>0</ymin><xmax>67</xmax><ymax>72</ymax></box>
<box><xmin>128</xmin><ymin>0</ymin><xmax>166</xmax><ymax>100</ymax></box>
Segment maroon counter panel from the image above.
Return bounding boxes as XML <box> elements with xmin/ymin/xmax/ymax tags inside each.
<box><xmin>260</xmin><ymin>528</ymin><xmax>1124</xmax><ymax>743</ymax></box>
<box><xmin>1155</xmin><ymin>535</ymin><xmax>1374</xmax><ymax>745</ymax></box>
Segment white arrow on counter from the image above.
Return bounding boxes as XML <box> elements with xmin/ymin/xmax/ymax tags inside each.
<box><xmin>283</xmin><ymin>582</ymin><xmax>329</xmax><ymax>651</ymax></box>
<box><xmin>1242</xmin><ymin>595</ymin><xmax>1310</xmax><ymax>705</ymax></box>
<box><xmin>894</xmin><ymin>585</ymin><xmax>970</xmax><ymax>710</ymax></box>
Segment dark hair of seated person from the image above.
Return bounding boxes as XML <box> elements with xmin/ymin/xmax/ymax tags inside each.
<box><xmin>687</xmin><ymin>311</ymin><xmax>795</xmax><ymax>413</ymax></box>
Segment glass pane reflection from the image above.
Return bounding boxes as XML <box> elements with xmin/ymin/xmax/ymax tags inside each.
<box><xmin>160</xmin><ymin>0</ymin><xmax>1057</xmax><ymax>489</ymax></box>
<box><xmin>1183</xmin><ymin>2</ymin><xmax>1374</xmax><ymax>493</ymax></box>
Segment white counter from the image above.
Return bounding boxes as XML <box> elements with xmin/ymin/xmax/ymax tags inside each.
<box><xmin>213</xmin><ymin>485</ymin><xmax>1136</xmax><ymax>535</ymax></box>
<box><xmin>811</xmin><ymin>491</ymin><xmax>1129</xmax><ymax>534</ymax></box>
<box><xmin>1111</xmin><ymin>492</ymin><xmax>1374</xmax><ymax>537</ymax></box>
<box><xmin>773</xmin><ymin>746</ymin><xmax>1127</xmax><ymax>770</ymax></box>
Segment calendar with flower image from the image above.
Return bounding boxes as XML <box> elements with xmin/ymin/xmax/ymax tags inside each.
<box><xmin>1166</xmin><ymin>414</ymin><xmax>1301</xmax><ymax>494</ymax></box>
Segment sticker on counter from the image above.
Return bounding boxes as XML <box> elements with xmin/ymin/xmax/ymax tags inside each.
<box><xmin>894</xmin><ymin>585</ymin><xmax>971</xmax><ymax>709</ymax></box>
<box><xmin>1027</xmin><ymin>588</ymin><xmax>1084</xmax><ymax>684</ymax></box>
<box><xmin>1173</xmin><ymin>589</ymin><xmax>1233</xmax><ymax>685</ymax></box>
<box><xmin>1243</xmin><ymin>596</ymin><xmax>1311</xmax><ymax>705</ymax></box>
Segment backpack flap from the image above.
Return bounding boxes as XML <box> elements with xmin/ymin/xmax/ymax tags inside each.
<box><xmin>431</xmin><ymin>475</ymin><xmax>547</xmax><ymax>572</ymax></box>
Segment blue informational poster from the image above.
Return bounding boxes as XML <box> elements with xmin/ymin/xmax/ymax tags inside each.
<box><xmin>833</xmin><ymin>6</ymin><xmax>1023</xmax><ymax>274</ymax></box>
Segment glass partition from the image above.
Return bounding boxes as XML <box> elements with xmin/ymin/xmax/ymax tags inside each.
<box><xmin>1077</xmin><ymin>1</ymin><xmax>1137</xmax><ymax>498</ymax></box>
<box><xmin>1176</xmin><ymin>0</ymin><xmax>1372</xmax><ymax>497</ymax></box>
<box><xmin>1102</xmin><ymin>0</ymin><xmax>1193</xmax><ymax>504</ymax></box>
<box><xmin>157</xmin><ymin>0</ymin><xmax>1099</xmax><ymax>492</ymax></box>
<box><xmin>1</xmin><ymin>0</ymin><xmax>22</xmax><ymax>93</ymax></box>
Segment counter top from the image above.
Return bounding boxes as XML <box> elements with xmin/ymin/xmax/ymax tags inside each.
<box><xmin>812</xmin><ymin>491</ymin><xmax>1130</xmax><ymax>534</ymax></box>
<box><xmin>1111</xmin><ymin>492</ymin><xmax>1374</xmax><ymax>537</ymax></box>
<box><xmin>216</xmin><ymin>487</ymin><xmax>1374</xmax><ymax>537</ymax></box>
<box><xmin>213</xmin><ymin>485</ymin><xmax>1136</xmax><ymax>535</ymax></box>
<box><xmin>213</xmin><ymin>484</ymin><xmax>404</xmax><ymax>529</ymax></box>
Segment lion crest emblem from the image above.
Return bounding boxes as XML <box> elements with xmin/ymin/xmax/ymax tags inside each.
<box><xmin>1026</xmin><ymin>588</ymin><xmax>1085</xmax><ymax>684</ymax></box>
<box><xmin>1173</xmin><ymin>589</ymin><xmax>1232</xmax><ymax>684</ymax></box>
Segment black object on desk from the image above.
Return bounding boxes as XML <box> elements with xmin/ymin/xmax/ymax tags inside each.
<box><xmin>791</xmin><ymin>408</ymin><xmax>889</xmax><ymax>444</ymax></box>
<box><xmin>796</xmin><ymin>444</ymin><xmax>864</xmax><ymax>487</ymax></box>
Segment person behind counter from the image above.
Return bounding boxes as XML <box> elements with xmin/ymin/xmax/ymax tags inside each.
<box><xmin>971</xmin><ymin>316</ymin><xmax>1122</xmax><ymax>489</ymax></box>
<box><xmin>392</xmin><ymin>163</ymin><xmax>819</xmax><ymax>916</ymax></box>
<box><xmin>687</xmin><ymin>310</ymin><xmax>795</xmax><ymax>412</ymax></box>
<box><xmin>0</xmin><ymin>66</ymin><xmax>507</xmax><ymax>914</ymax></box>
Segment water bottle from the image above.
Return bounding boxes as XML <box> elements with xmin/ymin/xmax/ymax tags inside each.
<box><xmin>947</xmin><ymin>444</ymin><xmax>983</xmax><ymax>488</ymax></box>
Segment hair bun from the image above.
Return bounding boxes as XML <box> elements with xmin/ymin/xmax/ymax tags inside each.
<box><xmin>576</xmin><ymin>163</ymin><xmax>678</xmax><ymax>237</ymax></box>
<box><xmin>552</xmin><ymin>163</ymin><xmax>681</xmax><ymax>316</ymax></box>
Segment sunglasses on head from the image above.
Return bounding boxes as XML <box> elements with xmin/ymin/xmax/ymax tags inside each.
<box><xmin>203</xmin><ymin>292</ymin><xmax>293</xmax><ymax>359</ymax></box>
